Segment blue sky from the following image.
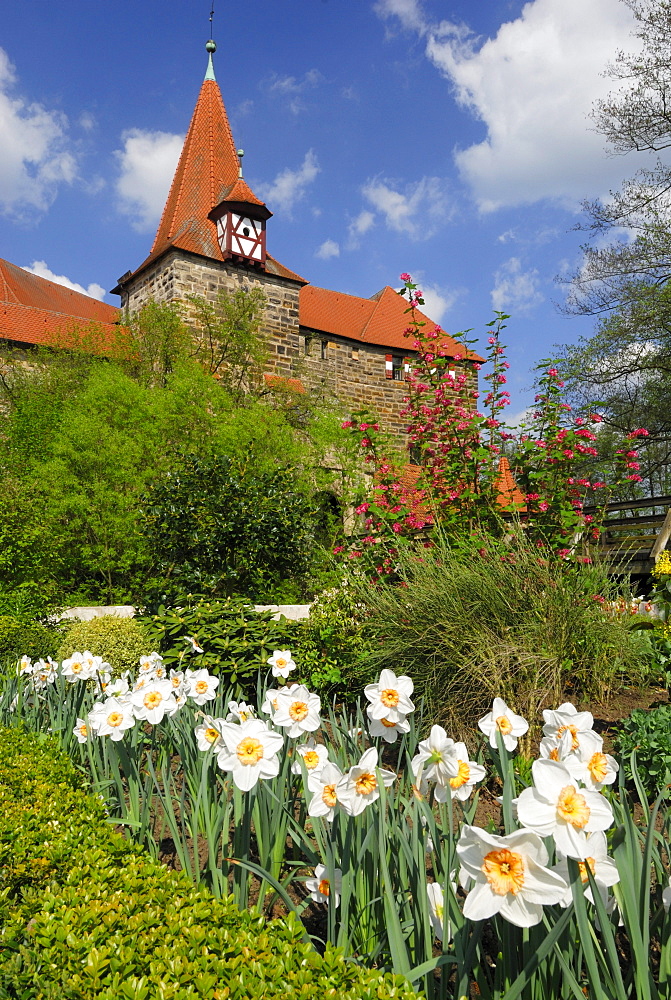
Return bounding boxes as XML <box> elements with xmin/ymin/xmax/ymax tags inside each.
<box><xmin>0</xmin><ymin>0</ymin><xmax>653</xmax><ymax>417</ymax></box>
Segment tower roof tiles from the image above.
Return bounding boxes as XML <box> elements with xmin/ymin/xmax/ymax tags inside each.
<box><xmin>123</xmin><ymin>55</ymin><xmax>304</xmax><ymax>286</ymax></box>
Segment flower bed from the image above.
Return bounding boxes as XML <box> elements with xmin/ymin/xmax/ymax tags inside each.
<box><xmin>2</xmin><ymin>645</ymin><xmax>671</xmax><ymax>998</ymax></box>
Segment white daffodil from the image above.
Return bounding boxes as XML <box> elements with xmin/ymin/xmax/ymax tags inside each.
<box><xmin>364</xmin><ymin>668</ymin><xmax>414</xmax><ymax>724</ymax></box>
<box><xmin>267</xmin><ymin>649</ymin><xmax>297</xmax><ymax>679</ymax></box>
<box><xmin>226</xmin><ymin>700</ymin><xmax>256</xmax><ymax>724</ymax></box>
<box><xmin>185</xmin><ymin>636</ymin><xmax>204</xmax><ymax>653</ymax></box>
<box><xmin>169</xmin><ymin>669</ymin><xmax>184</xmax><ymax>693</ymax></box>
<box><xmin>456</xmin><ymin>825</ymin><xmax>568</xmax><ymax>928</ymax></box>
<box><xmin>139</xmin><ymin>651</ymin><xmax>164</xmax><ymax>676</ymax></box>
<box><xmin>261</xmin><ymin>687</ymin><xmax>281</xmax><ymax>719</ymax></box>
<box><xmin>336</xmin><ymin>747</ymin><xmax>396</xmax><ymax>817</ymax></box>
<box><xmin>31</xmin><ymin>658</ymin><xmax>58</xmax><ymax>691</ymax></box>
<box><xmin>273</xmin><ymin>684</ymin><xmax>321</xmax><ymax>738</ymax></box>
<box><xmin>61</xmin><ymin>651</ymin><xmax>97</xmax><ymax>683</ymax></box>
<box><xmin>216</xmin><ymin>718</ymin><xmax>284</xmax><ymax>791</ymax></box>
<box><xmin>307</xmin><ymin>761</ymin><xmax>344</xmax><ymax>821</ymax></box>
<box><xmin>82</xmin><ymin>650</ymin><xmax>109</xmax><ymax>677</ymax></box>
<box><xmin>88</xmin><ymin>697</ymin><xmax>136</xmax><ymax>741</ymax></box>
<box><xmin>17</xmin><ymin>655</ymin><xmax>33</xmax><ymax>677</ymax></box>
<box><xmin>106</xmin><ymin>673</ymin><xmax>130</xmax><ymax>698</ymax></box>
<box><xmin>185</xmin><ymin>667</ymin><xmax>220</xmax><ymax>706</ymax></box>
<box><xmin>516</xmin><ymin>758</ymin><xmax>614</xmax><ymax>859</ymax></box>
<box><xmin>563</xmin><ymin>743</ymin><xmax>619</xmax><ymax>791</ymax></box>
<box><xmin>130</xmin><ymin>678</ymin><xmax>178</xmax><ymax>724</ymax></box>
<box><xmin>478</xmin><ymin>698</ymin><xmax>528</xmax><ymax>752</ymax></box>
<box><xmin>368</xmin><ymin>712</ymin><xmax>410</xmax><ymax>743</ymax></box>
<box><xmin>95</xmin><ymin>668</ymin><xmax>112</xmax><ymax>696</ymax></box>
<box><xmin>291</xmin><ymin>738</ymin><xmax>329</xmax><ymax>775</ymax></box>
<box><xmin>552</xmin><ymin>831</ymin><xmax>620</xmax><ymax>907</ymax></box>
<box><xmin>435</xmin><ymin>743</ymin><xmax>486</xmax><ymax>804</ymax></box>
<box><xmin>426</xmin><ymin>882</ymin><xmax>450</xmax><ymax>942</ymax></box>
<box><xmin>305</xmin><ymin>864</ymin><xmax>342</xmax><ymax>906</ymax></box>
<box><xmin>194</xmin><ymin>715</ymin><xmax>225</xmax><ymax>752</ymax></box>
<box><xmin>539</xmin><ymin>731</ymin><xmax>574</xmax><ymax>763</ymax></box>
<box><xmin>411</xmin><ymin>725</ymin><xmax>461</xmax><ymax>788</ymax></box>
<box><xmin>73</xmin><ymin>718</ymin><xmax>89</xmax><ymax>743</ymax></box>
<box><xmin>663</xmin><ymin>877</ymin><xmax>671</xmax><ymax>912</ymax></box>
<box><xmin>542</xmin><ymin>703</ymin><xmax>600</xmax><ymax>755</ymax></box>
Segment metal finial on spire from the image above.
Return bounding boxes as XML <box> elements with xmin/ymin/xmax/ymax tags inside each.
<box><xmin>204</xmin><ymin>1</ymin><xmax>216</xmax><ymax>80</ymax></box>
<box><xmin>237</xmin><ymin>149</ymin><xmax>245</xmax><ymax>178</ymax></box>
<box><xmin>204</xmin><ymin>38</ymin><xmax>216</xmax><ymax>81</ymax></box>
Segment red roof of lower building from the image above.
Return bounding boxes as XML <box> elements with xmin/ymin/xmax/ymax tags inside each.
<box><xmin>0</xmin><ymin>258</ymin><xmax>120</xmax><ymax>348</ymax></box>
<box><xmin>299</xmin><ymin>284</ymin><xmax>482</xmax><ymax>359</ymax></box>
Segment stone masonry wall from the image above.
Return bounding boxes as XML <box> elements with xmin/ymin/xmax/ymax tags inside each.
<box><xmin>119</xmin><ymin>252</ymin><xmax>301</xmax><ymax>377</ymax></box>
<box><xmin>295</xmin><ymin>331</ymin><xmax>414</xmax><ymax>436</ymax></box>
<box><xmin>119</xmin><ymin>251</ymin><xmax>475</xmax><ymax>442</ymax></box>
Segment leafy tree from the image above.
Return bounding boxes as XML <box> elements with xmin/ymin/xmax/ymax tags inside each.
<box><xmin>187</xmin><ymin>286</ymin><xmax>268</xmax><ymax>397</ymax></box>
<box><xmin>558</xmin><ymin>0</ymin><xmax>671</xmax><ymax>483</ymax></box>
<box><xmin>0</xmin><ymin>293</ymin><xmax>353</xmax><ymax>604</ymax></box>
<box><xmin>567</xmin><ymin>0</ymin><xmax>671</xmax><ymax>317</ymax></box>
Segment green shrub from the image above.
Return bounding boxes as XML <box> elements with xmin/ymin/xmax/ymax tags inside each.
<box><xmin>141</xmin><ymin>453</ymin><xmax>320</xmax><ymax>603</ymax></box>
<box><xmin>283</xmin><ymin>585</ymin><xmax>377</xmax><ymax>702</ymax></box>
<box><xmin>0</xmin><ymin>727</ymin><xmax>418</xmax><ymax>1000</ymax></box>
<box><xmin>57</xmin><ymin>615</ymin><xmax>153</xmax><ymax>674</ymax></box>
<box><xmin>137</xmin><ymin>597</ymin><xmax>292</xmax><ymax>689</ymax></box>
<box><xmin>613</xmin><ymin>704</ymin><xmax>671</xmax><ymax>800</ymax></box>
<box><xmin>0</xmin><ymin>613</ymin><xmax>58</xmax><ymax>663</ymax></box>
<box><xmin>355</xmin><ymin>532</ymin><xmax>652</xmax><ymax>735</ymax></box>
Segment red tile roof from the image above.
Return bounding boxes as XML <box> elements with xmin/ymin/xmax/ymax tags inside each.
<box><xmin>299</xmin><ymin>284</ymin><xmax>482</xmax><ymax>359</ymax></box>
<box><xmin>0</xmin><ymin>258</ymin><xmax>120</xmax><ymax>348</ymax></box>
<box><xmin>125</xmin><ymin>76</ymin><xmax>305</xmax><ymax>286</ymax></box>
<box><xmin>494</xmin><ymin>455</ymin><xmax>527</xmax><ymax>511</ymax></box>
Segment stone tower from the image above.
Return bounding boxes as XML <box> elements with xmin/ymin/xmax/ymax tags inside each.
<box><xmin>112</xmin><ymin>40</ymin><xmax>305</xmax><ymax>378</ymax></box>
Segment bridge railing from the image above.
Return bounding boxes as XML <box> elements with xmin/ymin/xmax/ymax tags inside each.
<box><xmin>582</xmin><ymin>495</ymin><xmax>671</xmax><ymax>568</ymax></box>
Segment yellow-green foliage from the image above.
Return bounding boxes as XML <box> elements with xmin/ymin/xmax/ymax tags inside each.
<box><xmin>57</xmin><ymin>615</ymin><xmax>152</xmax><ymax>674</ymax></box>
<box><xmin>0</xmin><ymin>728</ymin><xmax>419</xmax><ymax>1000</ymax></box>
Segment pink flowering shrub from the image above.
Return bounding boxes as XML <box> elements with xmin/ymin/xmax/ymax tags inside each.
<box><xmin>340</xmin><ymin>274</ymin><xmax>647</xmax><ymax>579</ymax></box>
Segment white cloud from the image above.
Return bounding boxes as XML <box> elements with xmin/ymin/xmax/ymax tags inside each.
<box><xmin>506</xmin><ymin>406</ymin><xmax>535</xmax><ymax>430</ymax></box>
<box><xmin>429</xmin><ymin>0</ymin><xmax>644</xmax><ymax>210</ymax></box>
<box><xmin>362</xmin><ymin>176</ymin><xmax>452</xmax><ymax>239</ymax></box>
<box><xmin>417</xmin><ymin>281</ymin><xmax>459</xmax><ymax>323</ymax></box>
<box><xmin>346</xmin><ymin>208</ymin><xmax>376</xmax><ymax>247</ymax></box>
<box><xmin>491</xmin><ymin>257</ymin><xmax>543</xmax><ymax>314</ymax></box>
<box><xmin>266</xmin><ymin>69</ymin><xmax>323</xmax><ymax>114</ymax></box>
<box><xmin>78</xmin><ymin>111</ymin><xmax>96</xmax><ymax>132</ymax></box>
<box><xmin>377</xmin><ymin>0</ymin><xmax>646</xmax><ymax>211</ymax></box>
<box><xmin>316</xmin><ymin>239</ymin><xmax>340</xmax><ymax>259</ymax></box>
<box><xmin>114</xmin><ymin>128</ymin><xmax>183</xmax><ymax>232</ymax></box>
<box><xmin>22</xmin><ymin>260</ymin><xmax>106</xmax><ymax>301</ymax></box>
<box><xmin>0</xmin><ymin>47</ymin><xmax>77</xmax><ymax>218</ymax></box>
<box><xmin>374</xmin><ymin>0</ymin><xmax>428</xmax><ymax>34</ymax></box>
<box><xmin>257</xmin><ymin>150</ymin><xmax>320</xmax><ymax>215</ymax></box>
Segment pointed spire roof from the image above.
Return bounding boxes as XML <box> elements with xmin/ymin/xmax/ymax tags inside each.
<box><xmin>121</xmin><ymin>41</ymin><xmax>305</xmax><ymax>287</ymax></box>
<box><xmin>494</xmin><ymin>455</ymin><xmax>527</xmax><ymax>512</ymax></box>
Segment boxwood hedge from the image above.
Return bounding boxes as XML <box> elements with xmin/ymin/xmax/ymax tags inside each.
<box><xmin>0</xmin><ymin>727</ymin><xmax>418</xmax><ymax>999</ymax></box>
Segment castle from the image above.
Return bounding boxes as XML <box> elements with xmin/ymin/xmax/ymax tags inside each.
<box><xmin>0</xmin><ymin>40</ymin><xmax>477</xmax><ymax>441</ymax></box>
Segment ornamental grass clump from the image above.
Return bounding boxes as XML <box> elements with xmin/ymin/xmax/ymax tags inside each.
<box><xmin>354</xmin><ymin>531</ymin><xmax>652</xmax><ymax>733</ymax></box>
